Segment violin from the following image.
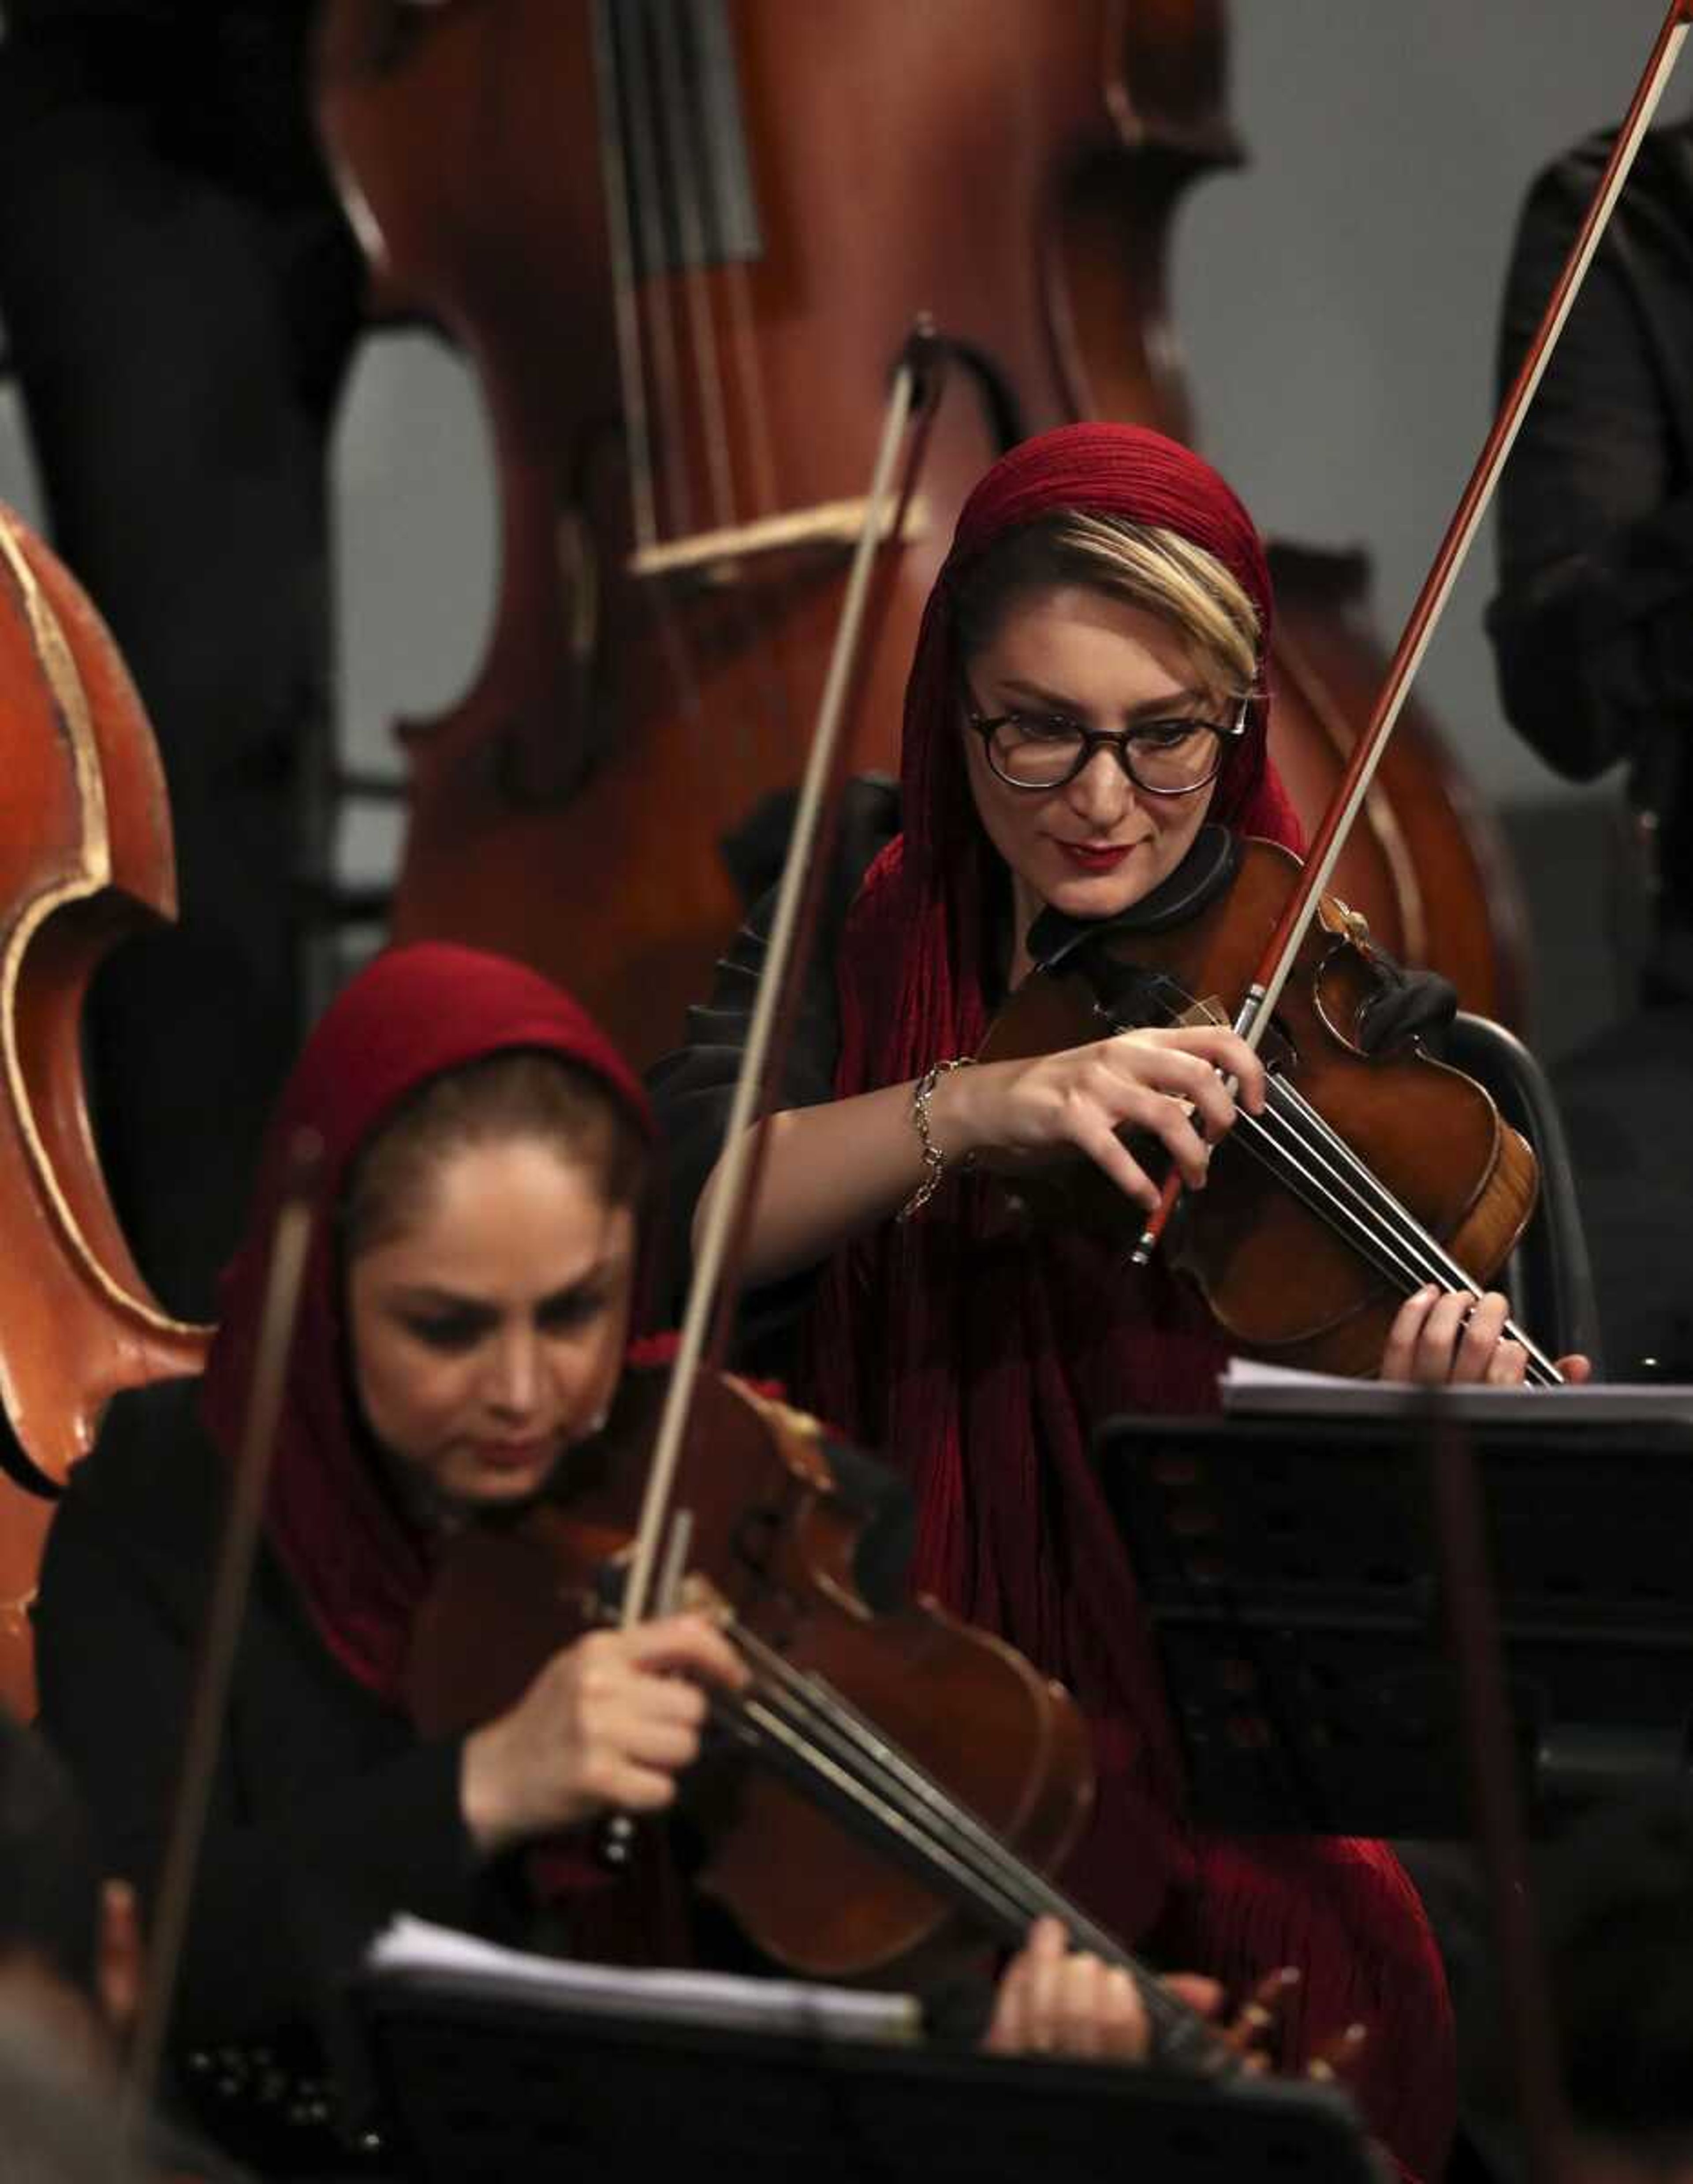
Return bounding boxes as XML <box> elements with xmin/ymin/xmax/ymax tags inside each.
<box><xmin>404</xmin><ymin>1359</ymin><xmax>1259</xmax><ymax>2073</ymax></box>
<box><xmin>978</xmin><ymin>826</ymin><xmax>1554</xmax><ymax>1381</ymax></box>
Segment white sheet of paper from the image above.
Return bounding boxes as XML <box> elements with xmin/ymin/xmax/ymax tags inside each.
<box><xmin>1219</xmin><ymin>1357</ymin><xmax>1693</xmax><ymax>1424</ymax></box>
<box><xmin>367</xmin><ymin>1914</ymin><xmax>922</xmax><ymax>2044</ymax></box>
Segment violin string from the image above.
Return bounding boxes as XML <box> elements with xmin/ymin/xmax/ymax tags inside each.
<box><xmin>1249</xmin><ymin>1101</ymin><xmax>1555</xmax><ymax>1389</ymax></box>
<box><xmin>725</xmin><ymin>1635</ymin><xmax>1064</xmax><ymax>1938</ymax></box>
<box><xmin>1163</xmin><ymin>993</ymin><xmax>1556</xmax><ymax>1377</ymax></box>
<box><xmin>1235</xmin><ymin>1083</ymin><xmax>1560</xmax><ymax>1383</ymax></box>
<box><xmin>719</xmin><ymin>1625</ymin><xmax>1231</xmax><ymax>2068</ymax></box>
<box><xmin>1227</xmin><ymin>1101</ymin><xmax>1476</xmax><ymax>1306</ymax></box>
<box><xmin>651</xmin><ymin>0</ymin><xmax>738</xmax><ymax>531</ymax></box>
<box><xmin>621</xmin><ymin>3</ymin><xmax>695</xmax><ymax>539</ymax></box>
<box><xmin>719</xmin><ymin>1676</ymin><xmax>1223</xmax><ymax>2061</ymax></box>
<box><xmin>1235</xmin><ymin>1097</ymin><xmax>1559</xmax><ymax>1388</ymax></box>
<box><xmin>1172</xmin><ymin>1019</ymin><xmax>1548</xmax><ymax>1364</ymax></box>
<box><xmin>719</xmin><ymin>1689</ymin><xmax>1037</xmax><ymax>1942</ymax></box>
<box><xmin>1238</xmin><ymin>1093</ymin><xmax>1478</xmax><ymax>1296</ymax></box>
<box><xmin>1265</xmin><ymin>1079</ymin><xmax>1559</xmax><ymax>1375</ymax></box>
<box><xmin>731</xmin><ymin>1664</ymin><xmax>1231</xmax><ymax>2071</ymax></box>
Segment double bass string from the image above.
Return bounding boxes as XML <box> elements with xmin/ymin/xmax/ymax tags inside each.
<box><xmin>589</xmin><ymin>1</ymin><xmax>658</xmax><ymax>552</ymax></box>
<box><xmin>615</xmin><ymin>3</ymin><xmax>696</xmax><ymax>541</ymax></box>
<box><xmin>647</xmin><ymin>0</ymin><xmax>798</xmax><ymax>769</ymax></box>
<box><xmin>608</xmin><ymin>2</ymin><xmax>801</xmax><ymax>772</ymax></box>
<box><xmin>652</xmin><ymin>1</ymin><xmax>738</xmax><ymax>532</ymax></box>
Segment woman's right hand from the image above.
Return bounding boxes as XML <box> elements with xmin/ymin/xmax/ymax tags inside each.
<box><xmin>460</xmin><ymin>1612</ymin><xmax>748</xmax><ymax>1855</ymax></box>
<box><xmin>936</xmin><ymin>1026</ymin><xmax>1267</xmax><ymax>1211</ymax></box>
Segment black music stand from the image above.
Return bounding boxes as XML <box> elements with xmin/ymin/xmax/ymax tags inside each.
<box><xmin>352</xmin><ymin>1961</ymin><xmax>1383</xmax><ymax>2184</ymax></box>
<box><xmin>1092</xmin><ymin>1411</ymin><xmax>1693</xmax><ymax>1838</ymax></box>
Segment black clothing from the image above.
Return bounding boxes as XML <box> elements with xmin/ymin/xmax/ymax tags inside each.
<box><xmin>33</xmin><ymin>1378</ymin><xmax>511</xmax><ymax>2162</ymax></box>
<box><xmin>1489</xmin><ymin>116</ymin><xmax>1693</xmax><ymax>996</ymax></box>
<box><xmin>649</xmin><ymin>776</ymin><xmax>900</xmax><ymax>1349</ymax></box>
<box><xmin>0</xmin><ymin>4</ymin><xmax>364</xmax><ymax>1320</ymax></box>
<box><xmin>34</xmin><ymin>1375</ymin><xmax>984</xmax><ymax>2169</ymax></box>
<box><xmin>1488</xmin><ymin>118</ymin><xmax>1693</xmax><ymax>1374</ymax></box>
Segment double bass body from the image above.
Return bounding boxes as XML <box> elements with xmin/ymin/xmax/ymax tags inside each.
<box><xmin>0</xmin><ymin>511</ymin><xmax>208</xmax><ymax>1714</ymax></box>
<box><xmin>317</xmin><ymin>0</ymin><xmax>1526</xmax><ymax>1064</ymax></box>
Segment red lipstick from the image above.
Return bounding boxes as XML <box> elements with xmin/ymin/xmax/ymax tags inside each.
<box><xmin>474</xmin><ymin>1438</ymin><xmax>554</xmax><ymax>1473</ymax></box>
<box><xmin>1055</xmin><ymin>841</ymin><xmax>1132</xmax><ymax>873</ymax></box>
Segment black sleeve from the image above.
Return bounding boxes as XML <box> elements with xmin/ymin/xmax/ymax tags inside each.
<box><xmin>646</xmin><ymin>776</ymin><xmax>899</xmax><ymax>1335</ymax></box>
<box><xmin>1488</xmin><ymin>143</ymin><xmax>1693</xmax><ymax>782</ymax></box>
<box><xmin>33</xmin><ymin>1395</ymin><xmax>504</xmax><ymax>2046</ymax></box>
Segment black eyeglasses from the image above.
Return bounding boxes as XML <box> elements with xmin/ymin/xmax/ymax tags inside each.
<box><xmin>964</xmin><ymin>689</ymin><xmax>1250</xmax><ymax>795</ymax></box>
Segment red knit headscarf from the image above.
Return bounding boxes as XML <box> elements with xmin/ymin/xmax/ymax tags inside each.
<box><xmin>200</xmin><ymin>942</ymin><xmax>656</xmax><ymax>1708</ymax></box>
<box><xmin>804</xmin><ymin>425</ymin><xmax>1452</xmax><ymax>2178</ymax></box>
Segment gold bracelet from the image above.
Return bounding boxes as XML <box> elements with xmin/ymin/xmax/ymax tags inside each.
<box><xmin>896</xmin><ymin>1057</ymin><xmax>975</xmax><ymax>1223</ymax></box>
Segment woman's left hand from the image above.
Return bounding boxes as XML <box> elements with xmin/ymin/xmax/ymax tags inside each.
<box><xmin>983</xmin><ymin>1917</ymin><xmax>1222</xmax><ymax>2062</ymax></box>
<box><xmin>1379</xmin><ymin>1285</ymin><xmax>1592</xmax><ymax>1386</ymax></box>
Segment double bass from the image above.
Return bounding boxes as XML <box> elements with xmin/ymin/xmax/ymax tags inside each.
<box><xmin>315</xmin><ymin>0</ymin><xmax>1527</xmax><ymax>1066</ymax></box>
<box><xmin>0</xmin><ymin>509</ymin><xmax>208</xmax><ymax>1716</ymax></box>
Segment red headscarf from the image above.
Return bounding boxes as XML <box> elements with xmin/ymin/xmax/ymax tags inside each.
<box><xmin>805</xmin><ymin>425</ymin><xmax>1451</xmax><ymax>2177</ymax></box>
<box><xmin>200</xmin><ymin>942</ymin><xmax>655</xmax><ymax>1708</ymax></box>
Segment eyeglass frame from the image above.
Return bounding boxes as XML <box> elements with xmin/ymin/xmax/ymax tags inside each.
<box><xmin>962</xmin><ymin>685</ymin><xmax>1253</xmax><ymax>796</ymax></box>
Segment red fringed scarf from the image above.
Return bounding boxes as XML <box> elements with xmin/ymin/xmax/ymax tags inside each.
<box><xmin>199</xmin><ymin>942</ymin><xmax>657</xmax><ymax>1709</ymax></box>
<box><xmin>804</xmin><ymin>425</ymin><xmax>1453</xmax><ymax>2177</ymax></box>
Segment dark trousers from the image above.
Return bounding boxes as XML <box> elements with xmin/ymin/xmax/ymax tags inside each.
<box><xmin>1555</xmin><ymin>1001</ymin><xmax>1693</xmax><ymax>1380</ymax></box>
<box><xmin>0</xmin><ymin>16</ymin><xmax>364</xmax><ymax>1317</ymax></box>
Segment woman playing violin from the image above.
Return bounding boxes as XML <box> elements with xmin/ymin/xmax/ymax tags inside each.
<box><xmin>32</xmin><ymin>941</ymin><xmax>1226</xmax><ymax>2172</ymax></box>
<box><xmin>656</xmin><ymin>422</ymin><xmax>1594</xmax><ymax>2180</ymax></box>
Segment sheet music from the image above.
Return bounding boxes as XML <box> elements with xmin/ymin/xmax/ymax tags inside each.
<box><xmin>367</xmin><ymin>1915</ymin><xmax>922</xmax><ymax>2044</ymax></box>
<box><xmin>1219</xmin><ymin>1358</ymin><xmax>1693</xmax><ymax>1424</ymax></box>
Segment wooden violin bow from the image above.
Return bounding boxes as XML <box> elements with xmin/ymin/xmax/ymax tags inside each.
<box><xmin>121</xmin><ymin>1133</ymin><xmax>321</xmax><ymax>2145</ymax></box>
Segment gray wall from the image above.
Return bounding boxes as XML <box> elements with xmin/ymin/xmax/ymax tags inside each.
<box><xmin>0</xmin><ymin>1</ymin><xmax>1676</xmax><ymax>1052</ymax></box>
<box><xmin>1175</xmin><ymin>0</ymin><xmax>1679</xmax><ymax>1050</ymax></box>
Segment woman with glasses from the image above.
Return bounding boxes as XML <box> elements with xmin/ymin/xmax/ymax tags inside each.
<box><xmin>651</xmin><ymin>423</ymin><xmax>1590</xmax><ymax>2180</ymax></box>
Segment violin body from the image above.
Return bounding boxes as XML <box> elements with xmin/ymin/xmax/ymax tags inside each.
<box><xmin>0</xmin><ymin>508</ymin><xmax>208</xmax><ymax>1712</ymax></box>
<box><xmin>979</xmin><ymin>836</ymin><xmax>1538</xmax><ymax>1378</ymax></box>
<box><xmin>407</xmin><ymin>1364</ymin><xmax>1096</xmax><ymax>1982</ymax></box>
